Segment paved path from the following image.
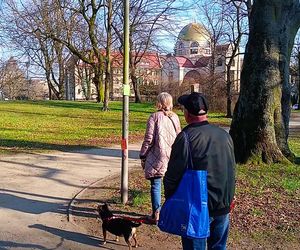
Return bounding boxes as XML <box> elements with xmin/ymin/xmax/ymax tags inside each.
<box><xmin>0</xmin><ymin>145</ymin><xmax>140</xmax><ymax>250</ymax></box>
<box><xmin>290</xmin><ymin>112</ymin><xmax>300</xmax><ymax>128</ymax></box>
<box><xmin>0</xmin><ymin>113</ymin><xmax>299</xmax><ymax>250</ymax></box>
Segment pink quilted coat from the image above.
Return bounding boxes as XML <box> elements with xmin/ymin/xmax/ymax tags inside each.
<box><xmin>140</xmin><ymin>110</ymin><xmax>181</xmax><ymax>179</ymax></box>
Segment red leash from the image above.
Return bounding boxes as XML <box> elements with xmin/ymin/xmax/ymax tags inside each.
<box><xmin>103</xmin><ymin>215</ymin><xmax>147</xmax><ymax>223</ymax></box>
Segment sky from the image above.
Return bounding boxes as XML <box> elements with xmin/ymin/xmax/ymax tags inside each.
<box><xmin>0</xmin><ymin>0</ymin><xmax>202</xmax><ymax>75</ymax></box>
<box><xmin>155</xmin><ymin>1</ymin><xmax>202</xmax><ymax>53</ymax></box>
<box><xmin>0</xmin><ymin>0</ymin><xmax>201</xmax><ymax>56</ymax></box>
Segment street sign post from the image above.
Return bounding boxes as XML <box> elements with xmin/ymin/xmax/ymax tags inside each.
<box><xmin>121</xmin><ymin>0</ymin><xmax>130</xmax><ymax>204</ymax></box>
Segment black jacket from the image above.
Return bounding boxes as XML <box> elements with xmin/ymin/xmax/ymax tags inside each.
<box><xmin>163</xmin><ymin>121</ymin><xmax>236</xmax><ymax>216</ymax></box>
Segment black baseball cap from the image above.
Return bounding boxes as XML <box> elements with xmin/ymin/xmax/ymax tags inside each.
<box><xmin>178</xmin><ymin>92</ymin><xmax>208</xmax><ymax>116</ymax></box>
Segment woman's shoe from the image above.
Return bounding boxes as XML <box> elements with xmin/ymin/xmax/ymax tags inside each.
<box><xmin>144</xmin><ymin>215</ymin><xmax>157</xmax><ymax>225</ymax></box>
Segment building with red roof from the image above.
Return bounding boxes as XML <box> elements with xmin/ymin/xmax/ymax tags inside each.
<box><xmin>64</xmin><ymin>22</ymin><xmax>242</xmax><ymax>104</ymax></box>
<box><xmin>161</xmin><ymin>23</ymin><xmax>243</xmax><ymax>107</ymax></box>
<box><xmin>64</xmin><ymin>51</ymin><xmax>162</xmax><ymax>100</ymax></box>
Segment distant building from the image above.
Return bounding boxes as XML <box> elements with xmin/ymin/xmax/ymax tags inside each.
<box><xmin>64</xmin><ymin>52</ymin><xmax>162</xmax><ymax>100</ymax></box>
<box><xmin>64</xmin><ymin>23</ymin><xmax>243</xmax><ymax>105</ymax></box>
<box><xmin>161</xmin><ymin>23</ymin><xmax>243</xmax><ymax>104</ymax></box>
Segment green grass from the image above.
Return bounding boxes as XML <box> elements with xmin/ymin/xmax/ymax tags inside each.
<box><xmin>289</xmin><ymin>138</ymin><xmax>300</xmax><ymax>155</ymax></box>
<box><xmin>0</xmin><ymin>100</ymin><xmax>230</xmax><ymax>153</ymax></box>
<box><xmin>237</xmin><ymin>162</ymin><xmax>300</xmax><ymax>194</ymax></box>
<box><xmin>130</xmin><ymin>189</ymin><xmax>149</xmax><ymax>207</ymax></box>
<box><xmin>0</xmin><ymin>100</ymin><xmax>150</xmax><ymax>152</ymax></box>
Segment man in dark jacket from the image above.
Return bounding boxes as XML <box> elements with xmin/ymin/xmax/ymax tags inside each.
<box><xmin>164</xmin><ymin>92</ymin><xmax>236</xmax><ymax>250</ymax></box>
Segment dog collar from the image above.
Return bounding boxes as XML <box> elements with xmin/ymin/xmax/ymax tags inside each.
<box><xmin>103</xmin><ymin>216</ymin><xmax>118</xmax><ymax>222</ymax></box>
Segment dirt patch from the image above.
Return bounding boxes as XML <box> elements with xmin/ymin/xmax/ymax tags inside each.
<box><xmin>70</xmin><ymin>168</ymin><xmax>300</xmax><ymax>250</ymax></box>
<box><xmin>69</xmin><ymin>169</ymin><xmax>182</xmax><ymax>250</ymax></box>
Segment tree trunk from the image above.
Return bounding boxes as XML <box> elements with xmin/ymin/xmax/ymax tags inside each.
<box><xmin>45</xmin><ymin>67</ymin><xmax>59</xmax><ymax>100</ymax></box>
<box><xmin>298</xmin><ymin>70</ymin><xmax>300</xmax><ymax>109</ymax></box>
<box><xmin>226</xmin><ymin>63</ymin><xmax>233</xmax><ymax>118</ymax></box>
<box><xmin>130</xmin><ymin>67</ymin><xmax>141</xmax><ymax>103</ymax></box>
<box><xmin>103</xmin><ymin>0</ymin><xmax>112</xmax><ymax>111</ymax></box>
<box><xmin>297</xmin><ymin>53</ymin><xmax>300</xmax><ymax>109</ymax></box>
<box><xmin>230</xmin><ymin>0</ymin><xmax>300</xmax><ymax>164</ymax></box>
<box><xmin>93</xmin><ymin>65</ymin><xmax>104</xmax><ymax>103</ymax></box>
<box><xmin>226</xmin><ymin>83</ymin><xmax>232</xmax><ymax>118</ymax></box>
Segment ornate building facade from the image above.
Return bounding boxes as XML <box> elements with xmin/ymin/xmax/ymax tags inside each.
<box><xmin>161</xmin><ymin>23</ymin><xmax>243</xmax><ymax>107</ymax></box>
<box><xmin>64</xmin><ymin>22</ymin><xmax>243</xmax><ymax>106</ymax></box>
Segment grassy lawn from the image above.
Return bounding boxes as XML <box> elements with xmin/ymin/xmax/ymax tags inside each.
<box><xmin>0</xmin><ymin>100</ymin><xmax>231</xmax><ymax>153</ymax></box>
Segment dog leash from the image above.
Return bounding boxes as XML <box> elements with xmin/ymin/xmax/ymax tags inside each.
<box><xmin>102</xmin><ymin>215</ymin><xmax>148</xmax><ymax>224</ymax></box>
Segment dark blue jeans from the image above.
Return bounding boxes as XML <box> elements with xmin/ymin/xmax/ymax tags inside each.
<box><xmin>181</xmin><ymin>214</ymin><xmax>230</xmax><ymax>250</ymax></box>
<box><xmin>150</xmin><ymin>177</ymin><xmax>161</xmax><ymax>217</ymax></box>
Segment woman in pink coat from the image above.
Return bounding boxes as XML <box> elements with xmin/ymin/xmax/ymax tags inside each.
<box><xmin>140</xmin><ymin>92</ymin><xmax>181</xmax><ymax>223</ymax></box>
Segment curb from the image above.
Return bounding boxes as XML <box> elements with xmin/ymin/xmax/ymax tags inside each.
<box><xmin>67</xmin><ymin>177</ymin><xmax>106</xmax><ymax>225</ymax></box>
<box><xmin>67</xmin><ymin>166</ymin><xmax>140</xmax><ymax>228</ymax></box>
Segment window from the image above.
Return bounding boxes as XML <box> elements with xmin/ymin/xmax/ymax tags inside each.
<box><xmin>191</xmin><ymin>41</ymin><xmax>199</xmax><ymax>48</ymax></box>
<box><xmin>190</xmin><ymin>41</ymin><xmax>199</xmax><ymax>55</ymax></box>
<box><xmin>217</xmin><ymin>59</ymin><xmax>223</xmax><ymax>67</ymax></box>
<box><xmin>230</xmin><ymin>70</ymin><xmax>235</xmax><ymax>82</ymax></box>
<box><xmin>168</xmin><ymin>71</ymin><xmax>174</xmax><ymax>83</ymax></box>
<box><xmin>190</xmin><ymin>48</ymin><xmax>198</xmax><ymax>54</ymax></box>
<box><xmin>178</xmin><ymin>42</ymin><xmax>184</xmax><ymax>48</ymax></box>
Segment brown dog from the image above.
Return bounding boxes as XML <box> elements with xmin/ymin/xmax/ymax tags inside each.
<box><xmin>98</xmin><ymin>203</ymin><xmax>142</xmax><ymax>249</ymax></box>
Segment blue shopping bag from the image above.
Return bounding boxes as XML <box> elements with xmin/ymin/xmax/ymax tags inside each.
<box><xmin>158</xmin><ymin>132</ymin><xmax>210</xmax><ymax>238</ymax></box>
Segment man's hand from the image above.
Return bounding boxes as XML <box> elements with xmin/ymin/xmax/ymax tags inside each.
<box><xmin>141</xmin><ymin>159</ymin><xmax>146</xmax><ymax>169</ymax></box>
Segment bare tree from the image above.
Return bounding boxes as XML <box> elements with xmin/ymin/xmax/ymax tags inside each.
<box><xmin>32</xmin><ymin>0</ymin><xmax>107</xmax><ymax>103</ymax></box>
<box><xmin>1</xmin><ymin>0</ymin><xmax>71</xmax><ymax>100</ymax></box>
<box><xmin>291</xmin><ymin>35</ymin><xmax>300</xmax><ymax>109</ymax></box>
<box><xmin>75</xmin><ymin>60</ymin><xmax>93</xmax><ymax>100</ymax></box>
<box><xmin>0</xmin><ymin>57</ymin><xmax>27</xmax><ymax>99</ymax></box>
<box><xmin>113</xmin><ymin>0</ymin><xmax>179</xmax><ymax>103</ymax></box>
<box><xmin>103</xmin><ymin>0</ymin><xmax>113</xmax><ymax>110</ymax></box>
<box><xmin>222</xmin><ymin>0</ymin><xmax>248</xmax><ymax>117</ymax></box>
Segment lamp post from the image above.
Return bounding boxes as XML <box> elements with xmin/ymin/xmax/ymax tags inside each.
<box><xmin>121</xmin><ymin>0</ymin><xmax>130</xmax><ymax>204</ymax></box>
<box><xmin>25</xmin><ymin>60</ymin><xmax>30</xmax><ymax>99</ymax></box>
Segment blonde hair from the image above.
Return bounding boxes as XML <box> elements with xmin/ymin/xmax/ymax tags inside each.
<box><xmin>156</xmin><ymin>92</ymin><xmax>173</xmax><ymax>112</ymax></box>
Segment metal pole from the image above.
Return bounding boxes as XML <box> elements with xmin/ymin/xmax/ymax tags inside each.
<box><xmin>298</xmin><ymin>52</ymin><xmax>300</xmax><ymax>109</ymax></box>
<box><xmin>121</xmin><ymin>0</ymin><xmax>130</xmax><ymax>204</ymax></box>
<box><xmin>26</xmin><ymin>61</ymin><xmax>30</xmax><ymax>99</ymax></box>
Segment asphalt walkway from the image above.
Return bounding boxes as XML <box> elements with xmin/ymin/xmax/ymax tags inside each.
<box><xmin>0</xmin><ymin>144</ymin><xmax>140</xmax><ymax>249</ymax></box>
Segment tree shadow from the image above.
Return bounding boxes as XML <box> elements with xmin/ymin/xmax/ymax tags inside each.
<box><xmin>294</xmin><ymin>157</ymin><xmax>300</xmax><ymax>165</ymax></box>
<box><xmin>0</xmin><ymin>139</ymin><xmax>140</xmax><ymax>159</ymax></box>
<box><xmin>71</xmin><ymin>197</ymin><xmax>152</xmax><ymax>226</ymax></box>
<box><xmin>0</xmin><ymin>138</ymin><xmax>94</xmax><ymax>152</ymax></box>
<box><xmin>0</xmin><ymin>192</ymin><xmax>66</xmax><ymax>215</ymax></box>
<box><xmin>26</xmin><ymin>100</ymin><xmax>101</xmax><ymax>111</ymax></box>
<box><xmin>0</xmin><ymin>241</ymin><xmax>48</xmax><ymax>249</ymax></box>
<box><xmin>0</xmin><ymin>159</ymin><xmax>94</xmax><ymax>189</ymax></box>
<box><xmin>0</xmin><ymin>188</ymin><xmax>106</xmax><ymax>217</ymax></box>
<box><xmin>27</xmin><ymin>100</ymin><xmax>154</xmax><ymax>114</ymax></box>
<box><xmin>28</xmin><ymin>224</ymin><xmax>124</xmax><ymax>249</ymax></box>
